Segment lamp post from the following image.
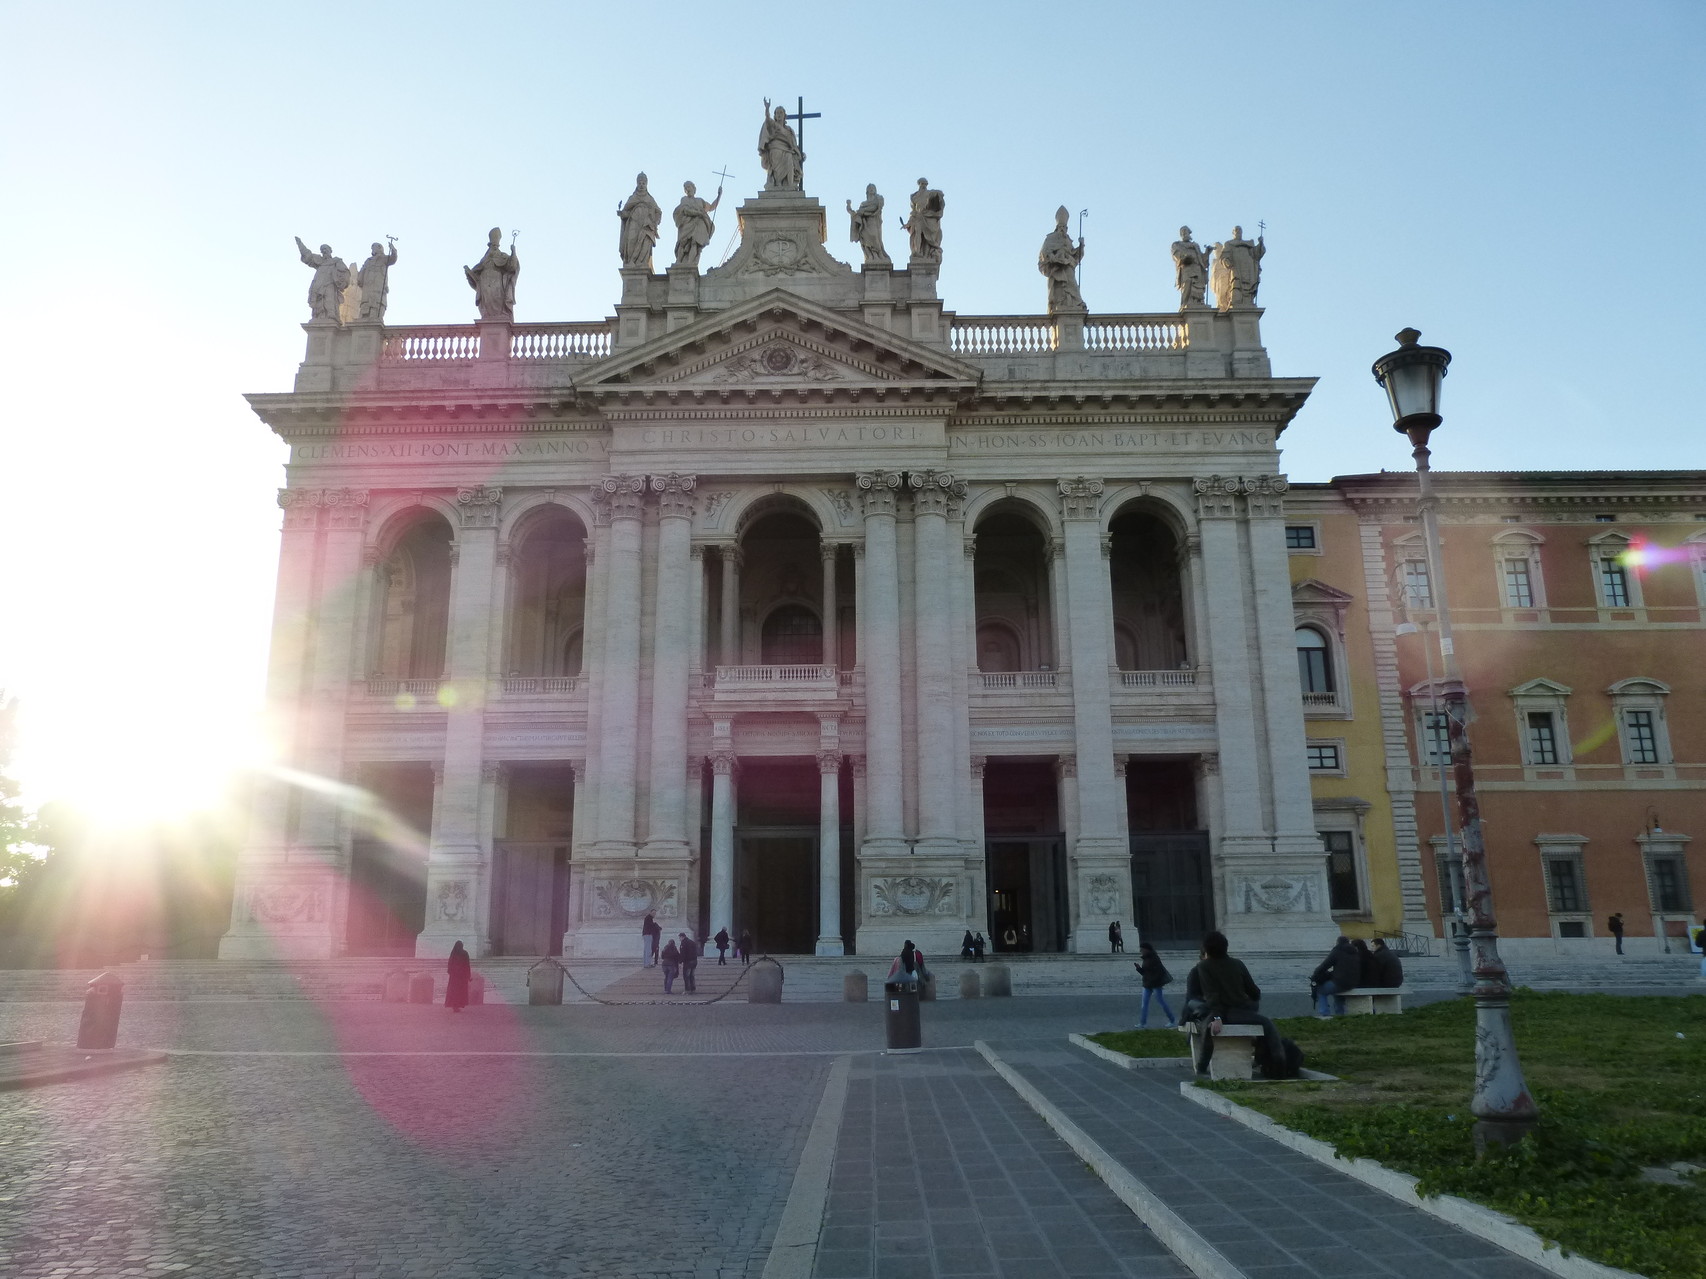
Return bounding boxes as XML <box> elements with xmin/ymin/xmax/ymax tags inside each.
<box><xmin>1373</xmin><ymin>328</ymin><xmax>1538</xmax><ymax>1145</ymax></box>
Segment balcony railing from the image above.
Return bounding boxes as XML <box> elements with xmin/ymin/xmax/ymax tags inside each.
<box><xmin>366</xmin><ymin>678</ymin><xmax>444</xmax><ymax>698</ymax></box>
<box><xmin>509</xmin><ymin>323</ymin><xmax>614</xmax><ymax>361</ymax></box>
<box><xmin>379</xmin><ymin>321</ymin><xmax>614</xmax><ymax>363</ymax></box>
<box><xmin>1085</xmin><ymin>319</ymin><xmax>1188</xmax><ymax>351</ymax></box>
<box><xmin>950</xmin><ymin>317</ymin><xmax>1056</xmax><ymax>355</ymax></box>
<box><xmin>711</xmin><ymin>664</ymin><xmax>839</xmax><ymax>691</ymax></box>
<box><xmin>1302</xmin><ymin>690</ymin><xmax>1342</xmax><ymax>710</ymax></box>
<box><xmin>502</xmin><ymin>675</ymin><xmax>583</xmax><ymax>695</ymax></box>
<box><xmin>1117</xmin><ymin>669</ymin><xmax>1199</xmax><ymax>688</ymax></box>
<box><xmin>380</xmin><ymin>327</ymin><xmax>480</xmax><ymax>362</ymax></box>
<box><xmin>949</xmin><ymin>313</ymin><xmax>1192</xmax><ymax>357</ymax></box>
<box><xmin>976</xmin><ymin>671</ymin><xmax>1059</xmax><ymax>690</ymax></box>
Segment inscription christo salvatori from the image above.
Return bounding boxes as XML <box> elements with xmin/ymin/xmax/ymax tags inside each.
<box><xmin>950</xmin><ymin>428</ymin><xmax>1271</xmax><ymax>454</ymax></box>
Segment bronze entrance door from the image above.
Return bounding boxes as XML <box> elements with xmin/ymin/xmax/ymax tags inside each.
<box><xmin>986</xmin><ymin>839</ymin><xmax>1067</xmax><ymax>952</ymax></box>
<box><xmin>735</xmin><ymin>827</ymin><xmax>817</xmax><ymax>954</ymax></box>
<box><xmin>1129</xmin><ymin>832</ymin><xmax>1212</xmax><ymax>948</ymax></box>
<box><xmin>345</xmin><ymin>838</ymin><xmax>427</xmax><ymax>956</ymax></box>
<box><xmin>492</xmin><ymin>842</ymin><xmax>569</xmax><ymax>956</ymax></box>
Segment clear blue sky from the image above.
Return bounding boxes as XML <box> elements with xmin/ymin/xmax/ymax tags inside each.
<box><xmin>1</xmin><ymin>0</ymin><xmax>1702</xmax><ymax>806</ymax></box>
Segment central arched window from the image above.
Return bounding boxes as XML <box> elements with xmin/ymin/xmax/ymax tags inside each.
<box><xmin>1295</xmin><ymin>627</ymin><xmax>1334</xmax><ymax>694</ymax></box>
<box><xmin>761</xmin><ymin>604</ymin><xmax>822</xmax><ymax>664</ymax></box>
<box><xmin>374</xmin><ymin>514</ymin><xmax>454</xmax><ymax>679</ymax></box>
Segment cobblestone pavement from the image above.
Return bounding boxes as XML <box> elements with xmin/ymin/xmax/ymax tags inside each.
<box><xmin>984</xmin><ymin>1041</ymin><xmax>1558</xmax><ymax>1279</ymax></box>
<box><xmin>814</xmin><ymin>1050</ymin><xmax>1191</xmax><ymax>1279</ymax></box>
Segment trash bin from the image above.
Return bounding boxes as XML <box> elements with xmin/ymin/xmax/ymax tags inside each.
<box><xmin>408</xmin><ymin>973</ymin><xmax>434</xmax><ymax>1004</ymax></box>
<box><xmin>77</xmin><ymin>972</ymin><xmax>125</xmax><ymax>1049</ymax></box>
<box><xmin>527</xmin><ymin>957</ymin><xmax>566</xmax><ymax>1005</ymax></box>
<box><xmin>959</xmin><ymin>968</ymin><xmax>982</xmax><ymax>999</ymax></box>
<box><xmin>884</xmin><ymin>980</ymin><xmax>922</xmax><ymax>1053</ymax></box>
<box><xmin>843</xmin><ymin>970</ymin><xmax>869</xmax><ymax>1002</ymax></box>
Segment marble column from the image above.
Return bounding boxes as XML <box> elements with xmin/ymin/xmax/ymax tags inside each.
<box><xmin>561</xmin><ymin>760</ymin><xmax>587</xmax><ymax>954</ymax></box>
<box><xmin>1057</xmin><ymin>478</ymin><xmax>1131</xmax><ymax>951</ymax></box>
<box><xmin>856</xmin><ymin>471</ymin><xmax>906</xmax><ymax>855</ymax></box>
<box><xmin>593</xmin><ymin>476</ymin><xmax>647</xmax><ymax>853</ymax></box>
<box><xmin>643</xmin><ymin>473</ymin><xmax>696</xmax><ymax>857</ymax></box>
<box><xmin>719</xmin><ymin>545</ymin><xmax>742</xmax><ymax>669</ymax></box>
<box><xmin>708</xmin><ymin>748</ymin><xmax>736</xmax><ymax>938</ymax></box>
<box><xmin>420</xmin><ymin>486</ymin><xmax>502</xmax><ymax>957</ymax></box>
<box><xmin>909</xmin><ymin>471</ymin><xmax>964</xmax><ymax>855</ymax></box>
<box><xmin>576</xmin><ymin>517</ymin><xmax>609</xmax><ymax>860</ymax></box>
<box><xmin>969</xmin><ymin>755</ymin><xmax>989</xmax><ymax>930</ymax></box>
<box><xmin>821</xmin><ymin>543</ymin><xmax>839</xmax><ymax>668</ymax></box>
<box><xmin>1193</xmin><ymin>477</ymin><xmax>1265</xmax><ymax>846</ymax></box>
<box><xmin>816</xmin><ymin>750</ymin><xmax>843</xmax><ymax>955</ymax></box>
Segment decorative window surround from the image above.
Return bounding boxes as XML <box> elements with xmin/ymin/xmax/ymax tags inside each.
<box><xmin>1306</xmin><ymin>739</ymin><xmax>1347</xmax><ymax>776</ymax></box>
<box><xmin>1490</xmin><ymin>528</ymin><xmax>1548</xmax><ymax>620</ymax></box>
<box><xmin>1534</xmin><ymin>833</ymin><xmax>1592</xmax><ymax>939</ymax></box>
<box><xmin>1639</xmin><ymin>830</ymin><xmax>1693</xmax><ymax>943</ymax></box>
<box><xmin>1293</xmin><ymin>579</ymin><xmax>1355</xmax><ymax>719</ymax></box>
<box><xmin>1392</xmin><ymin>531</ymin><xmax>1434</xmax><ymax>612</ymax></box>
<box><xmin>1687</xmin><ymin>532</ymin><xmax>1706</xmax><ymax>613</ymax></box>
<box><xmin>1509</xmin><ymin>678</ymin><xmax>1574</xmax><ymax>780</ymax></box>
<box><xmin>1314</xmin><ymin>795</ymin><xmax>1372</xmax><ymax>917</ymax></box>
<box><xmin>1587</xmin><ymin>530</ymin><xmax>1645</xmax><ymax>620</ymax></box>
<box><xmin>1608</xmin><ymin>678</ymin><xmax>1674</xmax><ymax>778</ymax></box>
<box><xmin>1429</xmin><ymin>834</ymin><xmax>1467</xmax><ymax>920</ymax></box>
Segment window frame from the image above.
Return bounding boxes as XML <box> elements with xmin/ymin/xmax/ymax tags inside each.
<box><xmin>1587</xmin><ymin>531</ymin><xmax>1645</xmax><ymax>615</ymax></box>
<box><xmin>1490</xmin><ymin>529</ymin><xmax>1547</xmax><ymax>617</ymax></box>
<box><xmin>1638</xmin><ymin>830</ymin><xmax>1694</xmax><ymax>922</ymax></box>
<box><xmin>1284</xmin><ymin>522</ymin><xmax>1322</xmax><ymax>554</ymax></box>
<box><xmin>1314</xmin><ymin>797</ymin><xmax>1372</xmax><ymax>919</ymax></box>
<box><xmin>1534</xmin><ymin>833</ymin><xmax>1592</xmax><ymax>940</ymax></box>
<box><xmin>1607</xmin><ymin>677</ymin><xmax>1674</xmax><ymax>776</ymax></box>
<box><xmin>1509</xmin><ymin>678</ymin><xmax>1575</xmax><ymax>778</ymax></box>
<box><xmin>1305</xmin><ymin>739</ymin><xmax>1347</xmax><ymax>776</ymax></box>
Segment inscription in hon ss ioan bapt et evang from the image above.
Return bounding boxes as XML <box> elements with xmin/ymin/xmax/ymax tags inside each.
<box><xmin>950</xmin><ymin>428</ymin><xmax>1272</xmax><ymax>454</ymax></box>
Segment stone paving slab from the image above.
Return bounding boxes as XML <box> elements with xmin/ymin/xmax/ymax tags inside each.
<box><xmin>982</xmin><ymin>1040</ymin><xmax>1559</xmax><ymax>1278</ymax></box>
<box><xmin>815</xmin><ymin>1049</ymin><xmax>1193</xmax><ymax>1279</ymax></box>
<box><xmin>0</xmin><ymin>1043</ymin><xmax>167</xmax><ymax>1090</ymax></box>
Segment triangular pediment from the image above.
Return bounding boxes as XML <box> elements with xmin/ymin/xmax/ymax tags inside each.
<box><xmin>1292</xmin><ymin>578</ymin><xmax>1355</xmax><ymax>606</ymax></box>
<box><xmin>574</xmin><ymin>290</ymin><xmax>982</xmax><ymax>396</ymax></box>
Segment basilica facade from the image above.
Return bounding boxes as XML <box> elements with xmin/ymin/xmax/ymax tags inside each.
<box><xmin>220</xmin><ymin>172</ymin><xmax>1378</xmax><ymax>962</ymax></box>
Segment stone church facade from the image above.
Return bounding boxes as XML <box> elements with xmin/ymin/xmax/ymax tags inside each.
<box><xmin>221</xmin><ymin>179</ymin><xmax>1362</xmax><ymax>961</ymax></box>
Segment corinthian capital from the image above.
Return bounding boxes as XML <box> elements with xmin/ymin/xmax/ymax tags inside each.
<box><xmin>855</xmin><ymin>470</ymin><xmax>904</xmax><ymax>519</ymax></box>
<box><xmin>455</xmin><ymin>486</ymin><xmax>502</xmax><ymax>529</ymax></box>
<box><xmin>1056</xmin><ymin>477</ymin><xmax>1105</xmax><ymax>521</ymax></box>
<box><xmin>908</xmin><ymin>470</ymin><xmax>966</xmax><ymax>519</ymax></box>
<box><xmin>649</xmin><ymin>472</ymin><xmax>698</xmax><ymax>520</ymax></box>
<box><xmin>599</xmin><ymin>474</ymin><xmax>648</xmax><ymax>521</ymax></box>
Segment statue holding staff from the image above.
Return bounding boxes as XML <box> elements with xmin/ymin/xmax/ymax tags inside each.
<box><xmin>1211</xmin><ymin>225</ymin><xmax>1265</xmax><ymax>310</ymax></box>
<box><xmin>1171</xmin><ymin>227</ymin><xmax>1209</xmax><ymax>310</ymax></box>
<box><xmin>901</xmin><ymin>178</ymin><xmax>945</xmax><ymax>264</ymax></box>
<box><xmin>294</xmin><ymin>237</ymin><xmax>349</xmax><ymax>323</ymax></box>
<box><xmin>465</xmin><ymin>227</ymin><xmax>519</xmax><ymax>321</ymax></box>
<box><xmin>673</xmin><ymin>180</ymin><xmax>723</xmax><ymax>269</ymax></box>
<box><xmin>1037</xmin><ymin>205</ymin><xmax>1086</xmax><ymax>312</ymax></box>
<box><xmin>846</xmin><ymin>184</ymin><xmax>890</xmax><ymax>266</ymax></box>
<box><xmin>757</xmin><ymin>97</ymin><xmax>803</xmax><ymax>191</ymax></box>
<box><xmin>617</xmin><ymin>173</ymin><xmax>662</xmax><ymax>270</ymax></box>
<box><xmin>355</xmin><ymin>238</ymin><xmax>398</xmax><ymax>322</ymax></box>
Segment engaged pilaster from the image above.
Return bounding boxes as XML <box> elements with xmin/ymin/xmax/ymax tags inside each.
<box><xmin>592</xmin><ymin>475</ymin><xmax>648</xmax><ymax>854</ymax></box>
<box><xmin>909</xmin><ymin>470</ymin><xmax>966</xmax><ymax>855</ymax></box>
<box><xmin>855</xmin><ymin>471</ymin><xmax>907</xmax><ymax>857</ymax></box>
<box><xmin>642</xmin><ymin>473</ymin><xmax>697</xmax><ymax>859</ymax></box>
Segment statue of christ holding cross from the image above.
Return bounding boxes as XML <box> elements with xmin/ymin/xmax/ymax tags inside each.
<box><xmin>758</xmin><ymin>97</ymin><xmax>803</xmax><ymax>191</ymax></box>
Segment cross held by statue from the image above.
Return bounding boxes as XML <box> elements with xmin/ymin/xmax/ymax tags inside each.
<box><xmin>787</xmin><ymin>96</ymin><xmax>821</xmax><ymax>151</ymax></box>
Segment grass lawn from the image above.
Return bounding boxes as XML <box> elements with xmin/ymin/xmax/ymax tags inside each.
<box><xmin>1091</xmin><ymin>992</ymin><xmax>1706</xmax><ymax>1279</ymax></box>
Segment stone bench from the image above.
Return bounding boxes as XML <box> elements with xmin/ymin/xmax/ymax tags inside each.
<box><xmin>1178</xmin><ymin>1022</ymin><xmax>1265</xmax><ymax>1081</ymax></box>
<box><xmin>1338</xmin><ymin>985</ymin><xmax>1411</xmax><ymax>1016</ymax></box>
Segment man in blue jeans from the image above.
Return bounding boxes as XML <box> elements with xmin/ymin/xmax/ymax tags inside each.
<box><xmin>1311</xmin><ymin>936</ymin><xmax>1362</xmax><ymax>1018</ymax></box>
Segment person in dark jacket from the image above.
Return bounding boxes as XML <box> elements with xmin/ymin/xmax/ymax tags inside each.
<box><xmin>887</xmin><ymin>940</ymin><xmax>929</xmax><ymax>990</ymax></box>
<box><xmin>1608</xmin><ymin>912</ymin><xmax>1625</xmax><ymax>955</ymax></box>
<box><xmin>1311</xmin><ymin>936</ymin><xmax>1362</xmax><ymax>1017</ymax></box>
<box><xmin>1186</xmin><ymin>932</ymin><xmax>1282</xmax><ymax>1073</ymax></box>
<box><xmin>1134</xmin><ymin>941</ymin><xmax>1176</xmax><ymax>1029</ymax></box>
<box><xmin>739</xmin><ymin>929</ymin><xmax>753</xmax><ymax>963</ymax></box>
<box><xmin>678</xmin><ymin>933</ymin><xmax>699</xmax><ymax>993</ymax></box>
<box><xmin>974</xmin><ymin>932</ymin><xmax>987</xmax><ymax>959</ymax></box>
<box><xmin>1367</xmin><ymin>937</ymin><xmax>1404</xmax><ymax>987</ymax></box>
<box><xmin>714</xmin><ymin>927</ymin><xmax>731</xmax><ymax>965</ymax></box>
<box><xmin>642</xmin><ymin>913</ymin><xmax>661</xmax><ymax>966</ymax></box>
<box><xmin>660</xmin><ymin>938</ymin><xmax>681</xmax><ymax>993</ymax></box>
<box><xmin>1108</xmin><ymin>920</ymin><xmax>1125</xmax><ymax>953</ymax></box>
<box><xmin>445</xmin><ymin>940</ymin><xmax>472</xmax><ymax>1013</ymax></box>
<box><xmin>962</xmin><ymin>929</ymin><xmax>977</xmax><ymax>959</ymax></box>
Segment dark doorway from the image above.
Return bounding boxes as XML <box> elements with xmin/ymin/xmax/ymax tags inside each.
<box><xmin>982</xmin><ymin>758</ymin><xmax>1067</xmax><ymax>952</ymax></box>
<box><xmin>735</xmin><ymin>757</ymin><xmax>829</xmax><ymax>954</ymax></box>
<box><xmin>346</xmin><ymin>763</ymin><xmax>432</xmax><ymax>956</ymax></box>
<box><xmin>1126</xmin><ymin>758</ymin><xmax>1211</xmax><ymax>947</ymax></box>
<box><xmin>492</xmin><ymin>844</ymin><xmax>569</xmax><ymax>955</ymax></box>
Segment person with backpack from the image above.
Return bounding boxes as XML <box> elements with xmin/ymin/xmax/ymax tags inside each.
<box><xmin>1607</xmin><ymin>912</ymin><xmax>1625</xmax><ymax>955</ymax></box>
<box><xmin>887</xmin><ymin>940</ymin><xmax>930</xmax><ymax>992</ymax></box>
<box><xmin>1134</xmin><ymin>941</ymin><xmax>1176</xmax><ymax>1029</ymax></box>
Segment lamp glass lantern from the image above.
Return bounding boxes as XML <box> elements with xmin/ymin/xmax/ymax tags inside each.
<box><xmin>1372</xmin><ymin>327</ymin><xmax>1452</xmax><ymax>440</ymax></box>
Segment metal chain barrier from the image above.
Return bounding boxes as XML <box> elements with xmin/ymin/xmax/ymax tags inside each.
<box><xmin>559</xmin><ymin>955</ymin><xmax>785</xmax><ymax>1007</ymax></box>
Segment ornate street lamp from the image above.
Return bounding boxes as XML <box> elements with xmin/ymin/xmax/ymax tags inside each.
<box><xmin>1373</xmin><ymin>329</ymin><xmax>1538</xmax><ymax>1145</ymax></box>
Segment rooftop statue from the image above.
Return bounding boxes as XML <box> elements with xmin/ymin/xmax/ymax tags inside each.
<box><xmin>758</xmin><ymin>97</ymin><xmax>803</xmax><ymax>192</ymax></box>
<box><xmin>1211</xmin><ymin>225</ymin><xmax>1265</xmax><ymax>311</ymax></box>
<box><xmin>1170</xmin><ymin>226</ymin><xmax>1209</xmax><ymax>311</ymax></box>
<box><xmin>1037</xmin><ymin>206</ymin><xmax>1086</xmax><ymax>313</ymax></box>
<box><xmin>902</xmin><ymin>179</ymin><xmax>945</xmax><ymax>264</ymax></box>
<box><xmin>617</xmin><ymin>173</ymin><xmax>662</xmax><ymax>270</ymax></box>
<box><xmin>846</xmin><ymin>185</ymin><xmax>890</xmax><ymax>267</ymax></box>
<box><xmin>673</xmin><ymin>180</ymin><xmax>723</xmax><ymax>270</ymax></box>
<box><xmin>465</xmin><ymin>228</ymin><xmax>519</xmax><ymax>322</ymax></box>
<box><xmin>294</xmin><ymin>237</ymin><xmax>349</xmax><ymax>324</ymax></box>
<box><xmin>354</xmin><ymin>239</ymin><xmax>398</xmax><ymax>323</ymax></box>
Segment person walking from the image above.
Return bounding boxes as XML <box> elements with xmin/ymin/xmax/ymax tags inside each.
<box><xmin>1134</xmin><ymin>941</ymin><xmax>1176</xmax><ymax>1029</ymax></box>
<box><xmin>1108</xmin><ymin>920</ymin><xmax>1125</xmax><ymax>953</ymax></box>
<box><xmin>739</xmin><ymin>928</ymin><xmax>753</xmax><ymax>963</ymax></box>
<box><xmin>887</xmin><ymin>940</ymin><xmax>930</xmax><ymax>991</ymax></box>
<box><xmin>714</xmin><ymin>927</ymin><xmax>731</xmax><ymax>965</ymax></box>
<box><xmin>961</xmin><ymin>929</ymin><xmax>976</xmax><ymax>960</ymax></box>
<box><xmin>445</xmin><ymin>940</ymin><xmax>472</xmax><ymax>1013</ymax></box>
<box><xmin>973</xmin><ymin>932</ymin><xmax>987</xmax><ymax>959</ymax></box>
<box><xmin>1186</xmin><ymin>931</ymin><xmax>1284</xmax><ymax>1075</ymax></box>
<box><xmin>678</xmin><ymin>932</ymin><xmax>699</xmax><ymax>994</ymax></box>
<box><xmin>641</xmin><ymin>913</ymin><xmax>661</xmax><ymax>967</ymax></box>
<box><xmin>1608</xmin><ymin>912</ymin><xmax>1625</xmax><ymax>955</ymax></box>
<box><xmin>660</xmin><ymin>937</ymin><xmax>681</xmax><ymax>994</ymax></box>
<box><xmin>1310</xmin><ymin>936</ymin><xmax>1362</xmax><ymax>1017</ymax></box>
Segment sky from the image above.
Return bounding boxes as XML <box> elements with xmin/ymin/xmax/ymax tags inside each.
<box><xmin>1</xmin><ymin>0</ymin><xmax>1701</xmax><ymax>820</ymax></box>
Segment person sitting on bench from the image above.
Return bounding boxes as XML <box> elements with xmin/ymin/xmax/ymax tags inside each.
<box><xmin>1186</xmin><ymin>931</ymin><xmax>1283</xmax><ymax>1073</ymax></box>
<box><xmin>1367</xmin><ymin>936</ymin><xmax>1404</xmax><ymax>987</ymax></box>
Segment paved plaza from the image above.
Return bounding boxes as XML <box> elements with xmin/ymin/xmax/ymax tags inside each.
<box><xmin>2</xmin><ymin>966</ymin><xmax>1700</xmax><ymax>1278</ymax></box>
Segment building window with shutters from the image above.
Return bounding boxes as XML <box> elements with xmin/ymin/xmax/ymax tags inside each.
<box><xmin>1535</xmin><ymin>834</ymin><xmax>1591</xmax><ymax>939</ymax></box>
<box><xmin>1608</xmin><ymin>679</ymin><xmax>1672</xmax><ymax>775</ymax></box>
<box><xmin>1490</xmin><ymin>529</ymin><xmax>1546</xmax><ymax>615</ymax></box>
<box><xmin>1527</xmin><ymin>712</ymin><xmax>1560</xmax><ymax>765</ymax></box>
<box><xmin>1400</xmin><ymin>558</ymin><xmax>1433</xmax><ymax>610</ymax></box>
<box><xmin>1321</xmin><ymin>830</ymin><xmax>1361</xmax><ymax>913</ymax></box>
<box><xmin>1510</xmin><ymin>678</ymin><xmax>1574</xmax><ymax>777</ymax></box>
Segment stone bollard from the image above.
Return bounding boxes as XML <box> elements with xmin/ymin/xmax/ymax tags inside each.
<box><xmin>527</xmin><ymin>958</ymin><xmax>565</xmax><ymax>1006</ymax></box>
<box><xmin>748</xmin><ymin>961</ymin><xmax>784</xmax><ymax>1004</ymax></box>
<box><xmin>919</xmin><ymin>972</ymin><xmax>937</xmax><ymax>1002</ymax></box>
<box><xmin>77</xmin><ymin>972</ymin><xmax>125</xmax><ymax>1049</ymax></box>
<box><xmin>383</xmin><ymin>971</ymin><xmax>411</xmax><ymax>1003</ymax></box>
<box><xmin>844</xmin><ymin>970</ymin><xmax>869</xmax><ymax>1002</ymax></box>
<box><xmin>469</xmin><ymin>972</ymin><xmax>486</xmax><ymax>1006</ymax></box>
<box><xmin>983</xmin><ymin>964</ymin><xmax>1012</xmax><ymax>997</ymax></box>
<box><xmin>408</xmin><ymin>973</ymin><xmax>434</xmax><ymax>1005</ymax></box>
<box><xmin>959</xmin><ymin>968</ymin><xmax>983</xmax><ymax>999</ymax></box>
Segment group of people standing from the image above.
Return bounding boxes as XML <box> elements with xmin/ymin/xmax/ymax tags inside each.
<box><xmin>641</xmin><ymin>914</ymin><xmax>753</xmax><ymax>994</ymax></box>
<box><xmin>958</xmin><ymin>930</ymin><xmax>990</xmax><ymax>959</ymax></box>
